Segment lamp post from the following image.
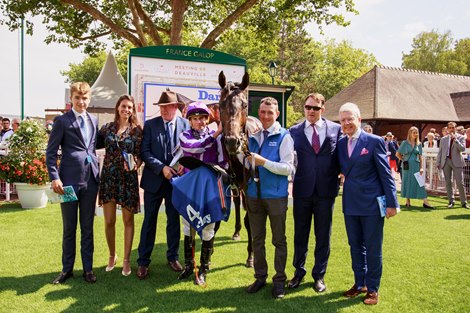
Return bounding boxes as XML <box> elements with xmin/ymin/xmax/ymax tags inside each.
<box><xmin>20</xmin><ymin>17</ymin><xmax>25</xmax><ymax>120</ymax></box>
<box><xmin>268</xmin><ymin>61</ymin><xmax>278</xmax><ymax>85</ymax></box>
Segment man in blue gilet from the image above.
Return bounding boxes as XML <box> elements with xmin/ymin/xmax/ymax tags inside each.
<box><xmin>244</xmin><ymin>97</ymin><xmax>295</xmax><ymax>299</ymax></box>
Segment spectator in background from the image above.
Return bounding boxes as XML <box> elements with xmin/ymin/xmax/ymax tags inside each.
<box><xmin>46</xmin><ymin>120</ymin><xmax>54</xmax><ymax>134</ymax></box>
<box><xmin>0</xmin><ymin>118</ymin><xmax>14</xmax><ymax>144</ymax></box>
<box><xmin>423</xmin><ymin>133</ymin><xmax>437</xmax><ymax>148</ymax></box>
<box><xmin>437</xmin><ymin>122</ymin><xmax>468</xmax><ymax>209</ymax></box>
<box><xmin>396</xmin><ymin>126</ymin><xmax>433</xmax><ymax>208</ymax></box>
<box><xmin>12</xmin><ymin>118</ymin><xmax>20</xmax><ymax>132</ymax></box>
<box><xmin>456</xmin><ymin>126</ymin><xmax>465</xmax><ymax>136</ymax></box>
<box><xmin>363</xmin><ymin>124</ymin><xmax>373</xmax><ymax>134</ymax></box>
<box><xmin>441</xmin><ymin>126</ymin><xmax>448</xmax><ymax>137</ymax></box>
<box><xmin>466</xmin><ymin>128</ymin><xmax>470</xmax><ymax>148</ymax></box>
<box><xmin>384</xmin><ymin>132</ymin><xmax>399</xmax><ymax>179</ymax></box>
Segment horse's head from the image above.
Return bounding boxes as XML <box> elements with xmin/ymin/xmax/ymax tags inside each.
<box><xmin>218</xmin><ymin>71</ymin><xmax>249</xmax><ymax>155</ymax></box>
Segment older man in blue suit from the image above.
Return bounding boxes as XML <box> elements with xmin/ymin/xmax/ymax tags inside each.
<box><xmin>47</xmin><ymin>82</ymin><xmax>100</xmax><ymax>284</ymax></box>
<box><xmin>337</xmin><ymin>102</ymin><xmax>398</xmax><ymax>305</ymax></box>
<box><xmin>136</xmin><ymin>91</ymin><xmax>189</xmax><ymax>280</ymax></box>
<box><xmin>287</xmin><ymin>93</ymin><xmax>341</xmax><ymax>292</ymax></box>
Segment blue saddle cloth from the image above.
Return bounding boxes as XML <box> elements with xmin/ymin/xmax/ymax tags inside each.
<box><xmin>171</xmin><ymin>166</ymin><xmax>231</xmax><ymax>237</ymax></box>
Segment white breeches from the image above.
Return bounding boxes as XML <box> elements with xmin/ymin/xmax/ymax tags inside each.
<box><xmin>182</xmin><ymin>218</ymin><xmax>215</xmax><ymax>241</ymax></box>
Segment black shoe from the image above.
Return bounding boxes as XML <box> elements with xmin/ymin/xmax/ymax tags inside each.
<box><xmin>272</xmin><ymin>283</ymin><xmax>286</xmax><ymax>299</ymax></box>
<box><xmin>423</xmin><ymin>203</ymin><xmax>434</xmax><ymax>209</ymax></box>
<box><xmin>313</xmin><ymin>278</ymin><xmax>326</xmax><ymax>293</ymax></box>
<box><xmin>178</xmin><ymin>266</ymin><xmax>194</xmax><ymax>280</ymax></box>
<box><xmin>83</xmin><ymin>271</ymin><xmax>97</xmax><ymax>283</ymax></box>
<box><xmin>463</xmin><ymin>203</ymin><xmax>470</xmax><ymax>209</ymax></box>
<box><xmin>287</xmin><ymin>275</ymin><xmax>303</xmax><ymax>289</ymax></box>
<box><xmin>52</xmin><ymin>271</ymin><xmax>73</xmax><ymax>284</ymax></box>
<box><xmin>246</xmin><ymin>279</ymin><xmax>266</xmax><ymax>293</ymax></box>
<box><xmin>448</xmin><ymin>202</ymin><xmax>455</xmax><ymax>208</ymax></box>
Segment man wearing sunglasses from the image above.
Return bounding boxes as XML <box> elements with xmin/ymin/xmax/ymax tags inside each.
<box><xmin>287</xmin><ymin>93</ymin><xmax>342</xmax><ymax>293</ymax></box>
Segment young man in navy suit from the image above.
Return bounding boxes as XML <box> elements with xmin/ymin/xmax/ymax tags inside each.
<box><xmin>47</xmin><ymin>82</ymin><xmax>100</xmax><ymax>284</ymax></box>
<box><xmin>136</xmin><ymin>91</ymin><xmax>190</xmax><ymax>280</ymax></box>
<box><xmin>337</xmin><ymin>102</ymin><xmax>398</xmax><ymax>305</ymax></box>
<box><xmin>287</xmin><ymin>93</ymin><xmax>341</xmax><ymax>292</ymax></box>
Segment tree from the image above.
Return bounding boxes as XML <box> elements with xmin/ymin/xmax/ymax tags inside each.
<box><xmin>454</xmin><ymin>38</ymin><xmax>470</xmax><ymax>76</ymax></box>
<box><xmin>402</xmin><ymin>30</ymin><xmax>467</xmax><ymax>75</ymax></box>
<box><xmin>0</xmin><ymin>0</ymin><xmax>356</xmax><ymax>54</ymax></box>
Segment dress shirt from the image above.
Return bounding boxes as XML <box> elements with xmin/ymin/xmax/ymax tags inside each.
<box><xmin>304</xmin><ymin>119</ymin><xmax>326</xmax><ymax>146</ymax></box>
<box><xmin>72</xmin><ymin>108</ymin><xmax>91</xmax><ymax>145</ymax></box>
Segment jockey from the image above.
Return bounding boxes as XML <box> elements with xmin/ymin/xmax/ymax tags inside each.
<box><xmin>178</xmin><ymin>101</ymin><xmax>226</xmax><ymax>285</ymax></box>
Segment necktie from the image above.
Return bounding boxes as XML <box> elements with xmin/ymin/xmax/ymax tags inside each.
<box><xmin>79</xmin><ymin>116</ymin><xmax>88</xmax><ymax>145</ymax></box>
<box><xmin>165</xmin><ymin>122</ymin><xmax>173</xmax><ymax>161</ymax></box>
<box><xmin>311</xmin><ymin>124</ymin><xmax>320</xmax><ymax>154</ymax></box>
<box><xmin>348</xmin><ymin>137</ymin><xmax>354</xmax><ymax>157</ymax></box>
<box><xmin>449</xmin><ymin>137</ymin><xmax>454</xmax><ymax>159</ymax></box>
<box><xmin>263</xmin><ymin>130</ymin><xmax>269</xmax><ymax>143</ymax></box>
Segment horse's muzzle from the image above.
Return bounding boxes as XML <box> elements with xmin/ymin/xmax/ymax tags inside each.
<box><xmin>224</xmin><ymin>136</ymin><xmax>241</xmax><ymax>155</ymax></box>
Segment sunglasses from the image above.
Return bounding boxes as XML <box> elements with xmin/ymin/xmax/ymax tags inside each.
<box><xmin>304</xmin><ymin>105</ymin><xmax>322</xmax><ymax>111</ymax></box>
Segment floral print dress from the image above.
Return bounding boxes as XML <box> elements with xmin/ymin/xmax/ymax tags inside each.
<box><xmin>98</xmin><ymin>122</ymin><xmax>142</xmax><ymax>213</ymax></box>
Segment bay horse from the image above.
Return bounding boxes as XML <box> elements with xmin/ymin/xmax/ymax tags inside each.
<box><xmin>217</xmin><ymin>70</ymin><xmax>255</xmax><ymax>267</ymax></box>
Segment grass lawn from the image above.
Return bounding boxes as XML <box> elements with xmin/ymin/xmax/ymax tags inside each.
<box><xmin>0</xmin><ymin>194</ymin><xmax>469</xmax><ymax>313</ymax></box>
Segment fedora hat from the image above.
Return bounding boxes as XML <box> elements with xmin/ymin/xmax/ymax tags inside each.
<box><xmin>153</xmin><ymin>90</ymin><xmax>180</xmax><ymax>106</ymax></box>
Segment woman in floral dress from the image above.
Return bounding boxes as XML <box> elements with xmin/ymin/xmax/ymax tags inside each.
<box><xmin>97</xmin><ymin>94</ymin><xmax>143</xmax><ymax>276</ymax></box>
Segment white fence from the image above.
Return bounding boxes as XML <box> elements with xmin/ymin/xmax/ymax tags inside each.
<box><xmin>422</xmin><ymin>147</ymin><xmax>470</xmax><ymax>195</ymax></box>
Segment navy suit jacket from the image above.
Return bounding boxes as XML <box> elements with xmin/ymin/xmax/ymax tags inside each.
<box><xmin>140</xmin><ymin>116</ymin><xmax>189</xmax><ymax>193</ymax></box>
<box><xmin>338</xmin><ymin>130</ymin><xmax>398</xmax><ymax>216</ymax></box>
<box><xmin>46</xmin><ymin>110</ymin><xmax>99</xmax><ymax>186</ymax></box>
<box><xmin>290</xmin><ymin>118</ymin><xmax>342</xmax><ymax>198</ymax></box>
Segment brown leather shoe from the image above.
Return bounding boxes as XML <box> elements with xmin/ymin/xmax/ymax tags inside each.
<box><xmin>82</xmin><ymin>271</ymin><xmax>97</xmax><ymax>283</ymax></box>
<box><xmin>168</xmin><ymin>260</ymin><xmax>183</xmax><ymax>272</ymax></box>
<box><xmin>136</xmin><ymin>266</ymin><xmax>149</xmax><ymax>280</ymax></box>
<box><xmin>343</xmin><ymin>284</ymin><xmax>367</xmax><ymax>298</ymax></box>
<box><xmin>363</xmin><ymin>291</ymin><xmax>379</xmax><ymax>305</ymax></box>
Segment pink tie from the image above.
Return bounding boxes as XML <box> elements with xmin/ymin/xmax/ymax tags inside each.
<box><xmin>348</xmin><ymin>137</ymin><xmax>354</xmax><ymax>157</ymax></box>
<box><xmin>311</xmin><ymin>124</ymin><xmax>320</xmax><ymax>154</ymax></box>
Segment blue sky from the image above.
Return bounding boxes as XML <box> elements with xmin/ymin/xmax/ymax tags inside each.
<box><xmin>1</xmin><ymin>0</ymin><xmax>470</xmax><ymax>117</ymax></box>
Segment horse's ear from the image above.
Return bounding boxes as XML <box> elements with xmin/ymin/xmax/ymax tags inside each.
<box><xmin>239</xmin><ymin>72</ymin><xmax>249</xmax><ymax>91</ymax></box>
<box><xmin>218</xmin><ymin>71</ymin><xmax>226</xmax><ymax>89</ymax></box>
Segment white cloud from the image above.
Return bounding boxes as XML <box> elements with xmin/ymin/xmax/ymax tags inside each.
<box><xmin>399</xmin><ymin>21</ymin><xmax>428</xmax><ymax>39</ymax></box>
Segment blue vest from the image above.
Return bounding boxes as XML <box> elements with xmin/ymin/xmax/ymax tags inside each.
<box><xmin>247</xmin><ymin>129</ymin><xmax>289</xmax><ymax>199</ymax></box>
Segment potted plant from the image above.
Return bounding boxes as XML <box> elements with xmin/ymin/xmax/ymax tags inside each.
<box><xmin>0</xmin><ymin>119</ymin><xmax>50</xmax><ymax>208</ymax></box>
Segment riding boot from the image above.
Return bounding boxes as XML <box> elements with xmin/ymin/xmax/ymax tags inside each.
<box><xmin>178</xmin><ymin>236</ymin><xmax>194</xmax><ymax>280</ymax></box>
<box><xmin>195</xmin><ymin>239</ymin><xmax>213</xmax><ymax>286</ymax></box>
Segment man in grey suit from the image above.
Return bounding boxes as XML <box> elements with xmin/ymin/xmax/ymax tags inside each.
<box><xmin>136</xmin><ymin>90</ymin><xmax>190</xmax><ymax>280</ymax></box>
<box><xmin>436</xmin><ymin>121</ymin><xmax>469</xmax><ymax>209</ymax></box>
<box><xmin>46</xmin><ymin>82</ymin><xmax>100</xmax><ymax>284</ymax></box>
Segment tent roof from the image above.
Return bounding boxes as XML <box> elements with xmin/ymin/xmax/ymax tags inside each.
<box><xmin>323</xmin><ymin>65</ymin><xmax>470</xmax><ymax>122</ymax></box>
<box><xmin>64</xmin><ymin>52</ymin><xmax>128</xmax><ymax>108</ymax></box>
<box><xmin>90</xmin><ymin>52</ymin><xmax>128</xmax><ymax>108</ymax></box>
